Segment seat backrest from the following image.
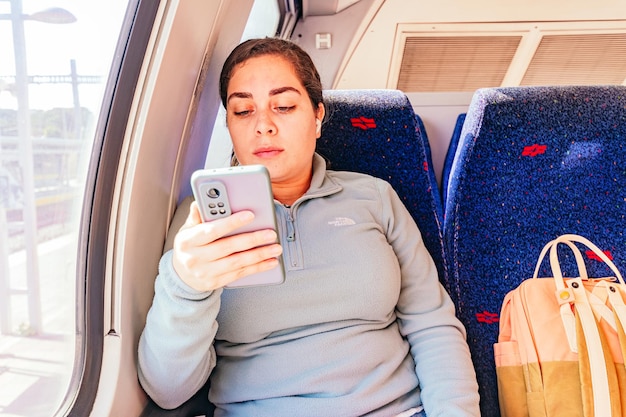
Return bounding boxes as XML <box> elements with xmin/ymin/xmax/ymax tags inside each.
<box><xmin>316</xmin><ymin>89</ymin><xmax>448</xmax><ymax>290</ymax></box>
<box><xmin>443</xmin><ymin>85</ymin><xmax>626</xmax><ymax>417</ymax></box>
<box><xmin>442</xmin><ymin>113</ymin><xmax>466</xmax><ymax>207</ymax></box>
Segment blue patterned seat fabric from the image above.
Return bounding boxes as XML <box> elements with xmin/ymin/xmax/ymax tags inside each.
<box><xmin>443</xmin><ymin>85</ymin><xmax>626</xmax><ymax>417</ymax></box>
<box><xmin>316</xmin><ymin>89</ymin><xmax>448</xmax><ymax>290</ymax></box>
<box><xmin>442</xmin><ymin>113</ymin><xmax>466</xmax><ymax>207</ymax></box>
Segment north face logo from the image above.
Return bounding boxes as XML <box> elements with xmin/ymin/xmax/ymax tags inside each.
<box><xmin>328</xmin><ymin>217</ymin><xmax>356</xmax><ymax>226</ymax></box>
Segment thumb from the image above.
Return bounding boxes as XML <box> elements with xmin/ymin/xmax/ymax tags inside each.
<box><xmin>183</xmin><ymin>201</ymin><xmax>203</xmax><ymax>228</ymax></box>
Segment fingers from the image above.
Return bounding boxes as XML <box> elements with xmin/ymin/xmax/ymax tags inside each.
<box><xmin>174</xmin><ymin>239</ymin><xmax>282</xmax><ymax>292</ymax></box>
<box><xmin>172</xmin><ymin>203</ymin><xmax>283</xmax><ymax>291</ymax></box>
<box><xmin>209</xmin><ymin>228</ymin><xmax>278</xmax><ymax>258</ymax></box>
<box><xmin>200</xmin><ymin>243</ymin><xmax>283</xmax><ymax>289</ymax></box>
<box><xmin>178</xmin><ymin>203</ymin><xmax>253</xmax><ymax>245</ymax></box>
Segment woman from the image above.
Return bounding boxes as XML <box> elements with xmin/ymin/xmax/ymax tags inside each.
<box><xmin>138</xmin><ymin>37</ymin><xmax>480</xmax><ymax>417</ymax></box>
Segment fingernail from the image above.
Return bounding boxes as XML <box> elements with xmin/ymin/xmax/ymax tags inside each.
<box><xmin>263</xmin><ymin>230</ymin><xmax>277</xmax><ymax>242</ymax></box>
<box><xmin>239</xmin><ymin>211</ymin><xmax>254</xmax><ymax>221</ymax></box>
<box><xmin>269</xmin><ymin>244</ymin><xmax>282</xmax><ymax>256</ymax></box>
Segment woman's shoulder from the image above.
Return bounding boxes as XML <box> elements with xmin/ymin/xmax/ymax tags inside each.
<box><xmin>326</xmin><ymin>169</ymin><xmax>393</xmax><ymax>191</ymax></box>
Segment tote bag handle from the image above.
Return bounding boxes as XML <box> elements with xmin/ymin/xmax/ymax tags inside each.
<box><xmin>532</xmin><ymin>234</ymin><xmax>621</xmax><ymax>417</ymax></box>
<box><xmin>532</xmin><ymin>234</ymin><xmax>624</xmax><ymax>285</ymax></box>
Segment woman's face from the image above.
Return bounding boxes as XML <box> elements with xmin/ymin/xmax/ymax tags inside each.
<box><xmin>225</xmin><ymin>54</ymin><xmax>324</xmax><ymax>192</ymax></box>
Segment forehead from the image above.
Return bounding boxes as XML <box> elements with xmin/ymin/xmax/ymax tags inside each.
<box><xmin>228</xmin><ymin>54</ymin><xmax>302</xmax><ymax>90</ymax></box>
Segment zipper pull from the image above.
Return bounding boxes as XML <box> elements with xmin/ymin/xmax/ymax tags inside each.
<box><xmin>286</xmin><ymin>210</ymin><xmax>295</xmax><ymax>242</ymax></box>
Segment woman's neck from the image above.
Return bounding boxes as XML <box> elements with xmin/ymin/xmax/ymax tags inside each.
<box><xmin>272</xmin><ymin>182</ymin><xmax>309</xmax><ymax>206</ymax></box>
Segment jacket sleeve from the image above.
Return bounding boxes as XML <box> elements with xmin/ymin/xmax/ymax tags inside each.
<box><xmin>378</xmin><ymin>179</ymin><xmax>481</xmax><ymax>417</ymax></box>
<box><xmin>137</xmin><ymin>249</ymin><xmax>223</xmax><ymax>409</ymax></box>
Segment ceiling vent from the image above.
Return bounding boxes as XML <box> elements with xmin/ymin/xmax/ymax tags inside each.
<box><xmin>394</xmin><ymin>24</ymin><xmax>626</xmax><ymax>92</ymax></box>
<box><xmin>521</xmin><ymin>33</ymin><xmax>626</xmax><ymax>86</ymax></box>
<box><xmin>397</xmin><ymin>36</ymin><xmax>521</xmax><ymax>92</ymax></box>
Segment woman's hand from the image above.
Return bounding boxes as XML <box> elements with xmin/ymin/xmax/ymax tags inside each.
<box><xmin>172</xmin><ymin>201</ymin><xmax>283</xmax><ymax>292</ymax></box>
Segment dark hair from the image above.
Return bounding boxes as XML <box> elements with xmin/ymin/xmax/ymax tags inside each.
<box><xmin>219</xmin><ymin>38</ymin><xmax>324</xmax><ymax>113</ymax></box>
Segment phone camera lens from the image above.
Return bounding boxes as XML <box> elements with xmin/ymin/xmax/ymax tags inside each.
<box><xmin>207</xmin><ymin>188</ymin><xmax>220</xmax><ymax>198</ymax></box>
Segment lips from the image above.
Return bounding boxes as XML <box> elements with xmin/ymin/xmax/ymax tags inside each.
<box><xmin>253</xmin><ymin>147</ymin><xmax>283</xmax><ymax>158</ymax></box>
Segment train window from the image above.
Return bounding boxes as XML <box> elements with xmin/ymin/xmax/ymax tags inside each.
<box><xmin>0</xmin><ymin>1</ymin><xmax>127</xmax><ymax>416</ymax></box>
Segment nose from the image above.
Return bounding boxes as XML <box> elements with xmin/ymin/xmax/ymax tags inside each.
<box><xmin>255</xmin><ymin>111</ymin><xmax>276</xmax><ymax>136</ymax></box>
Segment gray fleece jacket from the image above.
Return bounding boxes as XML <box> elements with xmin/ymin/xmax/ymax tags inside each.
<box><xmin>138</xmin><ymin>154</ymin><xmax>480</xmax><ymax>417</ymax></box>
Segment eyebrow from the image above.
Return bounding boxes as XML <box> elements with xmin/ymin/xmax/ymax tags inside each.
<box><xmin>227</xmin><ymin>86</ymin><xmax>301</xmax><ymax>104</ymax></box>
<box><xmin>269</xmin><ymin>86</ymin><xmax>301</xmax><ymax>97</ymax></box>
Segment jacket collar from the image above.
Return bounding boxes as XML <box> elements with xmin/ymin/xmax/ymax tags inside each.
<box><xmin>290</xmin><ymin>153</ymin><xmax>343</xmax><ymax>206</ymax></box>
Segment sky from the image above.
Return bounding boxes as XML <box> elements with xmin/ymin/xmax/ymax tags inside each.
<box><xmin>0</xmin><ymin>0</ymin><xmax>128</xmax><ymax>112</ymax></box>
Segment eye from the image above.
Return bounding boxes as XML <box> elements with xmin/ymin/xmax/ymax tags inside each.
<box><xmin>275</xmin><ymin>105</ymin><xmax>295</xmax><ymax>113</ymax></box>
<box><xmin>231</xmin><ymin>105</ymin><xmax>254</xmax><ymax>117</ymax></box>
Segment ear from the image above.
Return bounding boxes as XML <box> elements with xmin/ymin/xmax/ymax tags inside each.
<box><xmin>316</xmin><ymin>103</ymin><xmax>325</xmax><ymax>121</ymax></box>
<box><xmin>315</xmin><ymin>103</ymin><xmax>325</xmax><ymax>138</ymax></box>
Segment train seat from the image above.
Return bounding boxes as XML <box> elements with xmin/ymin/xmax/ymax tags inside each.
<box><xmin>414</xmin><ymin>112</ymin><xmax>436</xmax><ymax>183</ymax></box>
<box><xmin>316</xmin><ymin>89</ymin><xmax>448</xmax><ymax>290</ymax></box>
<box><xmin>443</xmin><ymin>85</ymin><xmax>626</xmax><ymax>417</ymax></box>
<box><xmin>441</xmin><ymin>113</ymin><xmax>466</xmax><ymax>208</ymax></box>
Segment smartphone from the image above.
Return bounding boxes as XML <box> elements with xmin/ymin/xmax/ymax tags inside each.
<box><xmin>190</xmin><ymin>164</ymin><xmax>285</xmax><ymax>288</ymax></box>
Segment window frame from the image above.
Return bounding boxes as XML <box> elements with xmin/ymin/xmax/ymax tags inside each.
<box><xmin>59</xmin><ymin>1</ymin><xmax>160</xmax><ymax>415</ymax></box>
